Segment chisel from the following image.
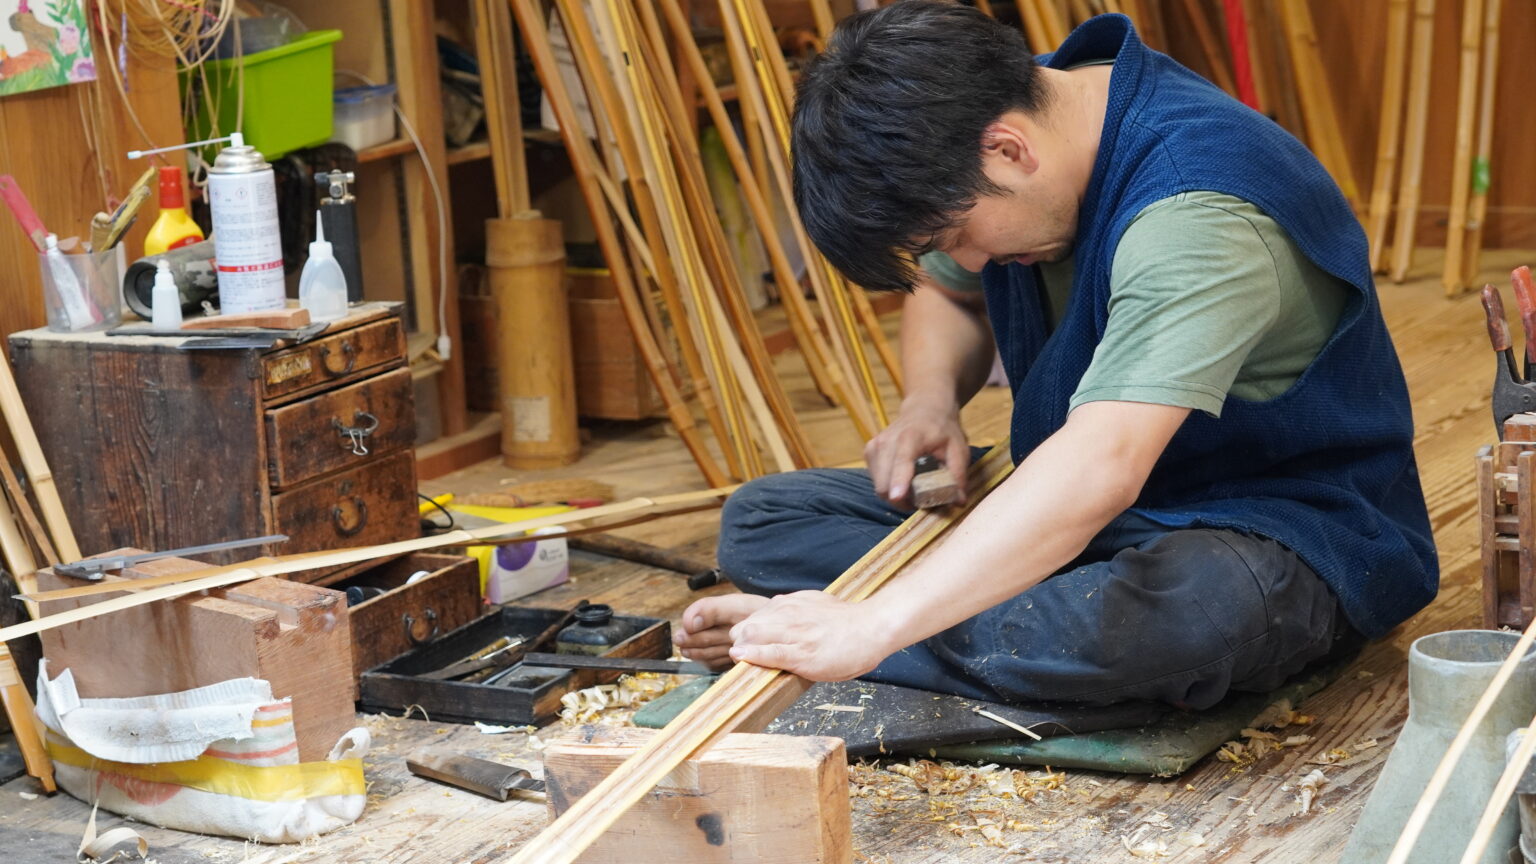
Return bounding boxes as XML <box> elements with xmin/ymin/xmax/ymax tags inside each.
<box><xmin>406</xmin><ymin>748</ymin><xmax>545</xmax><ymax>800</ymax></box>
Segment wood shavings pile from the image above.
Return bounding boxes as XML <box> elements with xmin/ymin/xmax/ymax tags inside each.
<box><xmin>1216</xmin><ymin>698</ymin><xmax>1316</xmax><ymax>766</ymax></box>
<box><xmin>849</xmin><ymin>759</ymin><xmax>1079</xmax><ymax>852</ymax></box>
<box><xmin>1120</xmin><ymin>812</ymin><xmax>1206</xmax><ymax>859</ymax></box>
<box><xmin>556</xmin><ymin>673</ymin><xmax>681</xmax><ymax>725</ymax></box>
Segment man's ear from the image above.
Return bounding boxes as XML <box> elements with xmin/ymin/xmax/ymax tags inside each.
<box><xmin>981</xmin><ymin>119</ymin><xmax>1039</xmax><ymax>175</ymax></box>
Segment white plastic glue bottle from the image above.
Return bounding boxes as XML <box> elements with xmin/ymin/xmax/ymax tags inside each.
<box><xmin>151</xmin><ymin>259</ymin><xmax>183</xmax><ymax>330</ymax></box>
<box><xmin>299</xmin><ymin>210</ymin><xmax>348</xmax><ymax>322</ymax></box>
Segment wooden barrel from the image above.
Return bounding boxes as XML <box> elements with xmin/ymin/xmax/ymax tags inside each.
<box><xmin>485</xmin><ymin>214</ymin><xmax>580</xmax><ymax>468</ymax></box>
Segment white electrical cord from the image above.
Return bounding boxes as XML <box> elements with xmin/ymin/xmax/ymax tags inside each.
<box><xmin>338</xmin><ymin>70</ymin><xmax>453</xmax><ymax>361</ymax></box>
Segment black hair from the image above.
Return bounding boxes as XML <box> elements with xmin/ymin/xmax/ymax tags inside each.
<box><xmin>791</xmin><ymin>0</ymin><xmax>1049</xmax><ymax>292</ymax></box>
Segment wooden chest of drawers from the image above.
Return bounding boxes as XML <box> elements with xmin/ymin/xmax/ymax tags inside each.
<box><xmin>8</xmin><ymin>304</ymin><xmax>420</xmax><ymax>576</ymax></box>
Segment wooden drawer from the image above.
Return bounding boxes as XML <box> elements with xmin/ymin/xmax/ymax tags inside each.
<box><xmin>332</xmin><ymin>553</ymin><xmax>483</xmax><ymax>680</ymax></box>
<box><xmin>271</xmin><ymin>450</ymin><xmax>420</xmax><ymax>557</ymax></box>
<box><xmin>266</xmin><ymin>367</ymin><xmax>415</xmax><ymax>489</ymax></box>
<box><xmin>261</xmin><ymin>317</ymin><xmax>406</xmax><ymax>402</ymax></box>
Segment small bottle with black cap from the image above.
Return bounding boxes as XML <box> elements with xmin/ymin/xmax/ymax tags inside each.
<box><xmin>554</xmin><ymin>604</ymin><xmax>635</xmax><ymax>655</ymax></box>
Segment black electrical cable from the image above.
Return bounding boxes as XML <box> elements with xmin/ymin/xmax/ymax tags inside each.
<box><xmin>418</xmin><ymin>493</ymin><xmax>456</xmax><ymax>534</ymax></box>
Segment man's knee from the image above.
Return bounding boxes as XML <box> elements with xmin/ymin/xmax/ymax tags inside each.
<box><xmin>717</xmin><ymin>473</ymin><xmax>817</xmax><ymax>595</ymax></box>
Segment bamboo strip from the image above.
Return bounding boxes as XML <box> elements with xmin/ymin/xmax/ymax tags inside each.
<box><xmin>807</xmin><ymin>0</ymin><xmax>834</xmax><ymax>40</ymax></box>
<box><xmin>1382</xmin><ymin>615</ymin><xmax>1536</xmax><ymax>864</ymax></box>
<box><xmin>1179</xmin><ymin>0</ymin><xmax>1236</xmax><ymax>97</ymax></box>
<box><xmin>1388</xmin><ymin>0</ymin><xmax>1437</xmax><ymax>283</ymax></box>
<box><xmin>1278</xmin><ymin>0</ymin><xmax>1360</xmax><ymax>211</ymax></box>
<box><xmin>652</xmin><ymin>0</ymin><xmax>848</xmax><ymax>420</ymax></box>
<box><xmin>503</xmin><ymin>443</ymin><xmax>1015</xmax><ymax>864</ymax></box>
<box><xmin>1366</xmin><ymin>0</ymin><xmax>1411</xmax><ymax>274</ymax></box>
<box><xmin>473</xmin><ymin>0</ymin><xmax>531</xmax><ymax>216</ymax></box>
<box><xmin>974</xmin><ymin>0</ymin><xmax>995</xmax><ymax>18</ymax></box>
<box><xmin>1461</xmin><ymin>0</ymin><xmax>1503</xmax><ymax>289</ymax></box>
<box><xmin>848</xmin><ymin>284</ymin><xmax>904</xmax><ymax>395</ymax></box>
<box><xmin>554</xmin><ymin>0</ymin><xmax>746</xmax><ymax>481</ymax></box>
<box><xmin>9</xmin><ymin>486</ymin><xmax>733</xmax><ymax>613</ymax></box>
<box><xmin>1456</xmin><ymin>709</ymin><xmax>1536</xmax><ymax>864</ymax></box>
<box><xmin>1442</xmin><ymin>0</ymin><xmax>1486</xmax><ymax>297</ymax></box>
<box><xmin>0</xmin><ymin>457</ymin><xmax>56</xmax><ymax>568</ymax></box>
<box><xmin>732</xmin><ymin>0</ymin><xmax>889</xmax><ymax>429</ymax></box>
<box><xmin>0</xmin><ymin>643</ymin><xmax>54</xmax><ymax>793</ymax></box>
<box><xmin>0</xmin><ymin>353</ymin><xmax>80</xmax><ymax>563</ymax></box>
<box><xmin>718</xmin><ymin>0</ymin><xmax>878</xmax><ymax>439</ymax></box>
<box><xmin>509</xmin><ymin>0</ymin><xmax>729</xmax><ymax>485</ymax></box>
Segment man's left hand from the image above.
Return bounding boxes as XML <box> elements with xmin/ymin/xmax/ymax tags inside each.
<box><xmin>727</xmin><ymin>591</ymin><xmax>896</xmax><ymax>681</ymax></box>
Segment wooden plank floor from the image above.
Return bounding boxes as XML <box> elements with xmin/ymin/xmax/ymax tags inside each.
<box><xmin>0</xmin><ymin>251</ymin><xmax>1519</xmax><ymax>862</ymax></box>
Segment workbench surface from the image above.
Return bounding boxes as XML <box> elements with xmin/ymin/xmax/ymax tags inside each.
<box><xmin>0</xmin><ymin>254</ymin><xmax>1508</xmax><ymax>862</ymax></box>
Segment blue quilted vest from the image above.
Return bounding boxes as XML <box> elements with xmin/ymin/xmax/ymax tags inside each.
<box><xmin>982</xmin><ymin>15</ymin><xmax>1436</xmax><ymax>639</ymax></box>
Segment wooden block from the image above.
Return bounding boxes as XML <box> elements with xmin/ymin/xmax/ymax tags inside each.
<box><xmin>36</xmin><ymin>553</ymin><xmax>355</xmax><ymax>762</ymax></box>
<box><xmin>182</xmin><ymin>307</ymin><xmax>312</xmax><ymax>330</ymax></box>
<box><xmin>911</xmin><ymin>469</ymin><xmax>961</xmax><ymax>509</ymax></box>
<box><xmin>543</xmin><ymin>727</ymin><xmax>849</xmax><ymax>864</ymax></box>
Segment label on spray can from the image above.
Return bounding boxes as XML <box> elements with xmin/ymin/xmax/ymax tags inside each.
<box><xmin>208</xmin><ymin>147</ymin><xmax>286</xmax><ymax>314</ymax></box>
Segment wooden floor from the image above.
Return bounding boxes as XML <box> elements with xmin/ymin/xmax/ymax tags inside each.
<box><xmin>0</xmin><ymin>251</ymin><xmax>1520</xmax><ymax>862</ymax></box>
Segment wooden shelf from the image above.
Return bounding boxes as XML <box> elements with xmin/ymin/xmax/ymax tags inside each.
<box><xmin>356</xmin><ymin>137</ymin><xmax>417</xmax><ymax>163</ymax></box>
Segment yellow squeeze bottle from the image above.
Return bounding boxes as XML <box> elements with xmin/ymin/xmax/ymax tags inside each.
<box><xmin>143</xmin><ymin>166</ymin><xmax>205</xmax><ymax>257</ymax></box>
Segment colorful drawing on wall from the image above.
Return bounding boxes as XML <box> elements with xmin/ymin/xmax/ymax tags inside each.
<box><xmin>0</xmin><ymin>0</ymin><xmax>95</xmax><ymax>97</ymax></box>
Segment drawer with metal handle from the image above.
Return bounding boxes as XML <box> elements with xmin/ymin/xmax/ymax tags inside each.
<box><xmin>269</xmin><ymin>450</ymin><xmax>419</xmax><ymax>555</ymax></box>
<box><xmin>331</xmin><ymin>553</ymin><xmax>482</xmax><ymax>681</ymax></box>
<box><xmin>264</xmin><ymin>366</ymin><xmax>415</xmax><ymax>489</ymax></box>
<box><xmin>260</xmin><ymin>316</ymin><xmax>406</xmax><ymax>402</ymax></box>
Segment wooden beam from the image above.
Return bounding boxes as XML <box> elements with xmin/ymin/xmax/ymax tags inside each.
<box><xmin>504</xmin><ymin>443</ymin><xmax>1015</xmax><ymax>864</ymax></box>
<box><xmin>544</xmin><ymin>728</ymin><xmax>849</xmax><ymax>862</ymax></box>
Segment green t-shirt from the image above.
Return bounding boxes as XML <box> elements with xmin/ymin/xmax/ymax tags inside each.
<box><xmin>917</xmin><ymin>191</ymin><xmax>1349</xmax><ymax>417</ymax></box>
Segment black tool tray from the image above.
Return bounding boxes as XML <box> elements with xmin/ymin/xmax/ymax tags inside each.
<box><xmin>358</xmin><ymin>605</ymin><xmax>672</xmax><ymax>726</ymax></box>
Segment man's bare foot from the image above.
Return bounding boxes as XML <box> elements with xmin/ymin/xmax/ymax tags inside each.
<box><xmin>674</xmin><ymin>593</ymin><xmax>771</xmax><ymax>670</ymax></box>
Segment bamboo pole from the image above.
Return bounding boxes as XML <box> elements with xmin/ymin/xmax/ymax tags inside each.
<box><xmin>1179</xmin><ymin>0</ymin><xmax>1237</xmax><ymax>97</ymax></box>
<box><xmin>552</xmin><ymin>0</ymin><xmax>745</xmax><ymax>480</ymax></box>
<box><xmin>1018</xmin><ymin>0</ymin><xmax>1054</xmax><ymax>54</ymax></box>
<box><xmin>0</xmin><ymin>457</ymin><xmax>53</xmax><ymax>568</ymax></box>
<box><xmin>593</xmin><ymin>0</ymin><xmax>767</xmax><ymax>478</ymax></box>
<box><xmin>1033</xmin><ymin>0</ymin><xmax>1070</xmax><ymax>44</ymax></box>
<box><xmin>1278</xmin><ymin>0</ymin><xmax>1360</xmax><ymax>211</ymax></box>
<box><xmin>0</xmin><ymin>354</ymin><xmax>80</xmax><ymax>563</ymax></box>
<box><xmin>1366</xmin><ymin>0</ymin><xmax>1412</xmax><ymax>274</ymax></box>
<box><xmin>1461</xmin><ymin>0</ymin><xmax>1503</xmax><ymax>290</ymax></box>
<box><xmin>0</xmin><ymin>644</ymin><xmax>54</xmax><ymax>793</ymax></box>
<box><xmin>628</xmin><ymin>0</ymin><xmax>816</xmax><ymax>469</ymax></box>
<box><xmin>718</xmin><ymin>0</ymin><xmax>879</xmax><ymax>439</ymax></box>
<box><xmin>653</xmin><ymin>0</ymin><xmax>852</xmax><ymax>422</ymax></box>
<box><xmin>974</xmin><ymin>0</ymin><xmax>995</xmax><ymax>18</ymax></box>
<box><xmin>1382</xmin><ymin>616</ymin><xmax>1536</xmax><ymax>864</ymax></box>
<box><xmin>503</xmin><ymin>442</ymin><xmax>1015</xmax><ymax>864</ymax></box>
<box><xmin>1240</xmin><ymin>0</ymin><xmax>1272</xmax><ymax>115</ymax></box>
<box><xmin>473</xmin><ymin>0</ymin><xmax>532</xmax><ymax>216</ymax></box>
<box><xmin>509</xmin><ymin>0</ymin><xmax>729</xmax><ymax>486</ymax></box>
<box><xmin>734</xmin><ymin>0</ymin><xmax>890</xmax><ymax>428</ymax></box>
<box><xmin>1388</xmin><ymin>0</ymin><xmax>1438</xmax><ymax>283</ymax></box>
<box><xmin>807</xmin><ymin>0</ymin><xmax>834</xmax><ymax>40</ymax></box>
<box><xmin>1442</xmin><ymin>0</ymin><xmax>1486</xmax><ymax>297</ymax></box>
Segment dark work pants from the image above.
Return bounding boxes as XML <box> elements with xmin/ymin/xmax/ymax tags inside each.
<box><xmin>715</xmin><ymin>464</ymin><xmax>1356</xmax><ymax>710</ymax></box>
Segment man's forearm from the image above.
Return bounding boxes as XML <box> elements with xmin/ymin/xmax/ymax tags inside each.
<box><xmin>900</xmin><ymin>280</ymin><xmax>996</xmax><ymax>412</ymax></box>
<box><xmin>862</xmin><ymin>402</ymin><xmax>1191</xmax><ymax>653</ymax></box>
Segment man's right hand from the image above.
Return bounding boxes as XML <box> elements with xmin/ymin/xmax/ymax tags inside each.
<box><xmin>864</xmin><ymin>395</ymin><xmax>969</xmax><ymax>507</ymax></box>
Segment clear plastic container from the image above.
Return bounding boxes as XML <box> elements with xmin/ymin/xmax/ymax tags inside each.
<box><xmin>37</xmin><ymin>245</ymin><xmax>122</xmax><ymax>333</ymax></box>
<box><xmin>331</xmin><ymin>84</ymin><xmax>398</xmax><ymax>151</ymax></box>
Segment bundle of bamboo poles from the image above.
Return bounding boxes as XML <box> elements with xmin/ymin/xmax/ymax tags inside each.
<box><xmin>1367</xmin><ymin>0</ymin><xmax>1502</xmax><ymax>294</ymax></box>
<box><xmin>508</xmin><ymin>0</ymin><xmax>908</xmax><ymax>487</ymax></box>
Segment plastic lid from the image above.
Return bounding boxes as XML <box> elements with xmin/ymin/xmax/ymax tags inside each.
<box><xmin>158</xmin><ymin>166</ymin><xmax>185</xmax><ymax>209</ymax></box>
<box><xmin>309</xmin><ymin>209</ymin><xmax>333</xmax><ymax>258</ymax></box>
<box><xmin>333</xmin><ymin>84</ymin><xmax>398</xmax><ymax>104</ymax></box>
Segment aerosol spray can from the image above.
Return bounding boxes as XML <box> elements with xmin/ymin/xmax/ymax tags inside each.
<box><xmin>207</xmin><ymin>132</ymin><xmax>286</xmax><ymax>313</ymax></box>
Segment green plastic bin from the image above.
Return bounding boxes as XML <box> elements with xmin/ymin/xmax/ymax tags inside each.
<box><xmin>182</xmin><ymin>29</ymin><xmax>344</xmax><ymax>160</ymax></box>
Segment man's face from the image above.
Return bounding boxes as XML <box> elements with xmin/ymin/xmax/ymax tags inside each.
<box><xmin>924</xmin><ymin>115</ymin><xmax>1082</xmax><ymax>274</ymax></box>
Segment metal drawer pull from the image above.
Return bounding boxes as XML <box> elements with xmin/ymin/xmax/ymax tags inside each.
<box><xmin>319</xmin><ymin>341</ymin><xmax>357</xmax><ymax>376</ymax></box>
<box><xmin>333</xmin><ymin>411</ymin><xmax>379</xmax><ymax>455</ymax></box>
<box><xmin>404</xmin><ymin>607</ymin><xmax>439</xmax><ymax>645</ymax></box>
<box><xmin>332</xmin><ymin>496</ymin><xmax>369</xmax><ymax>536</ymax></box>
